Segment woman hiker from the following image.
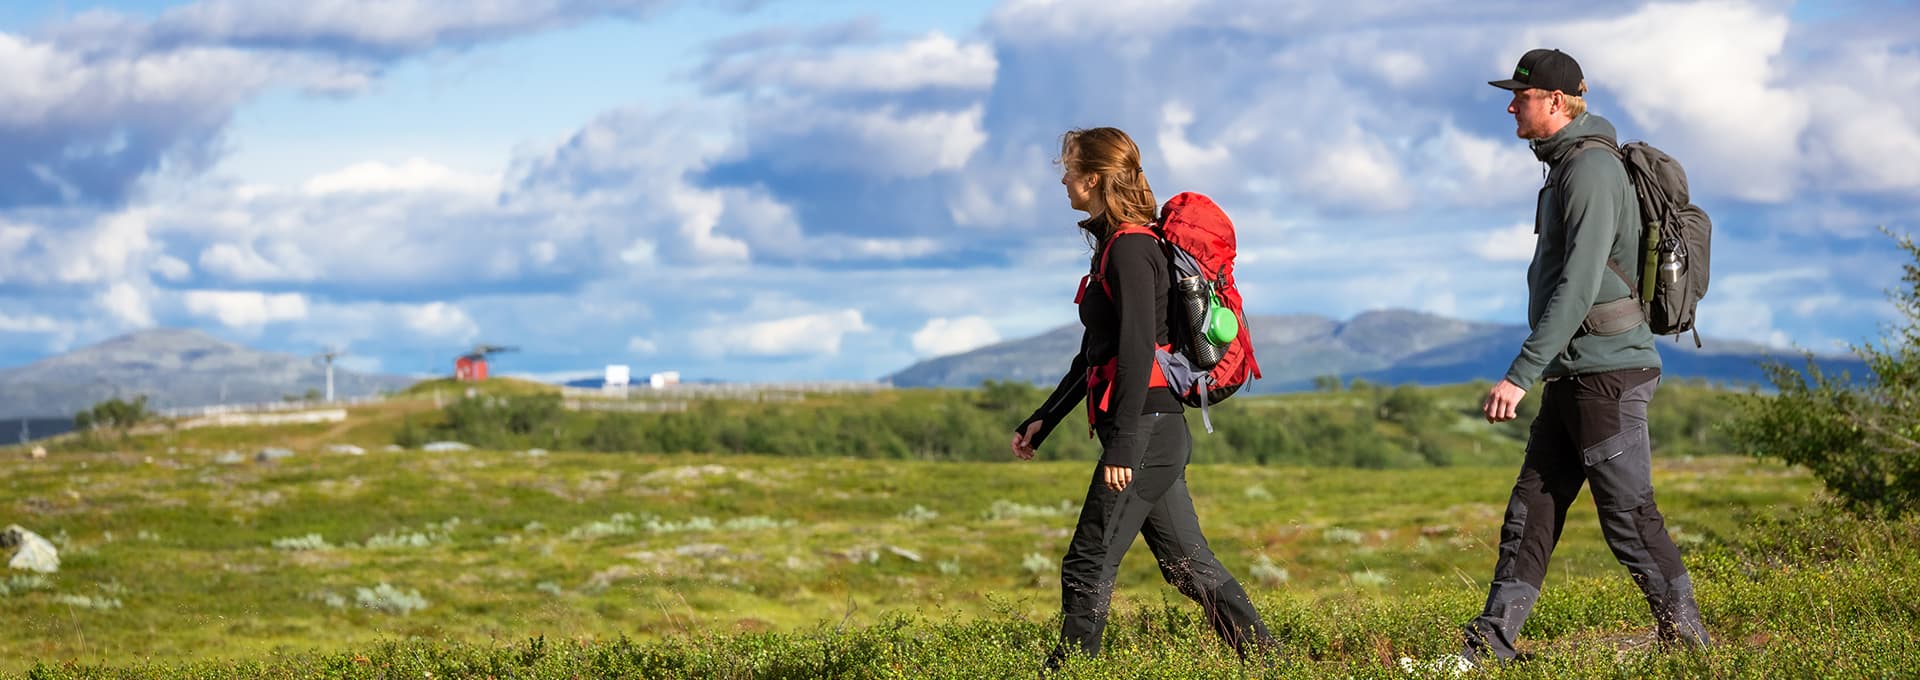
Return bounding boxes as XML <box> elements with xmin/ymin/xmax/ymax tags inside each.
<box><xmin>1010</xmin><ymin>127</ymin><xmax>1278</xmax><ymax>670</ymax></box>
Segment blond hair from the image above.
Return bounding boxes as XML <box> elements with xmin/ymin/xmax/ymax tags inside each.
<box><xmin>1059</xmin><ymin>127</ymin><xmax>1158</xmax><ymax>240</ymax></box>
<box><xmin>1562</xmin><ymin>80</ymin><xmax>1589</xmax><ymax>118</ymax></box>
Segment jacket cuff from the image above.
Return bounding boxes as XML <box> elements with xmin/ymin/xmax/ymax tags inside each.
<box><xmin>1099</xmin><ymin>432</ymin><xmax>1143</xmax><ymax>468</ymax></box>
<box><xmin>1504</xmin><ymin>359</ymin><xmax>1542</xmax><ymax>389</ymax></box>
<box><xmin>1018</xmin><ymin>416</ymin><xmax>1060</xmax><ymax>450</ymax></box>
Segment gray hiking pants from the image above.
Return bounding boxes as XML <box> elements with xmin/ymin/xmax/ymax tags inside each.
<box><xmin>1464</xmin><ymin>368</ymin><xmax>1710</xmax><ymax>661</ymax></box>
<box><xmin>1048</xmin><ymin>412</ymin><xmax>1275</xmax><ymax>666</ymax></box>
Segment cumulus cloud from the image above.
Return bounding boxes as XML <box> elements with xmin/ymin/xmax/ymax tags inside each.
<box><xmin>51</xmin><ymin>0</ymin><xmax>674</xmax><ymax>56</ymax></box>
<box><xmin>710</xmin><ymin>309</ymin><xmax>871</xmax><ymax>358</ymax></box>
<box><xmin>302</xmin><ymin>158</ymin><xmax>500</xmax><ymax>195</ymax></box>
<box><xmin>183</xmin><ymin>290</ymin><xmax>310</xmax><ymax>327</ymax></box>
<box><xmin>1472</xmin><ymin>223</ymin><xmax>1537</xmax><ymax>262</ymax></box>
<box><xmin>1529</xmin><ymin>1</ymin><xmax>1808</xmax><ymax>202</ymax></box>
<box><xmin>0</xmin><ymin>33</ymin><xmax>374</xmax><ymax>207</ymax></box>
<box><xmin>97</xmin><ymin>282</ymin><xmax>155</xmax><ymax>327</ymax></box>
<box><xmin>0</xmin><ymin>312</ymin><xmax>62</xmax><ymax>334</ymax></box>
<box><xmin>0</xmin><ymin>0</ymin><xmax>728</xmax><ymax>210</ymax></box>
<box><xmin>739</xmin><ymin>103</ymin><xmax>989</xmax><ymax>179</ymax></box>
<box><xmin>702</xmin><ymin>31</ymin><xmax>996</xmax><ymax>94</ymax></box>
<box><xmin>912</xmin><ymin>317</ymin><xmax>1001</xmax><ymax>357</ymax></box>
<box><xmin>403</xmin><ymin>301</ymin><xmax>477</xmax><ymax>339</ymax></box>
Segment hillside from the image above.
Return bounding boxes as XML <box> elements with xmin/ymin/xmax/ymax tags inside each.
<box><xmin>0</xmin><ymin>328</ymin><xmax>418</xmax><ymax>420</ymax></box>
<box><xmin>886</xmin><ymin>308</ymin><xmax>1856</xmax><ymax>389</ymax></box>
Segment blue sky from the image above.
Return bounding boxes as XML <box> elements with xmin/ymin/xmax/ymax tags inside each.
<box><xmin>0</xmin><ymin>0</ymin><xmax>1915</xmax><ymax>383</ymax></box>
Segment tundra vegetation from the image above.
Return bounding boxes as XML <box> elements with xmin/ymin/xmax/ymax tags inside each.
<box><xmin>6</xmin><ymin>235</ymin><xmax>1917</xmax><ymax>678</ymax></box>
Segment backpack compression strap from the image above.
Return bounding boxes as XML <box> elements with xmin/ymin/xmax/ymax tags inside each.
<box><xmin>1086</xmin><ymin>344</ymin><xmax>1173</xmax><ymax>428</ymax></box>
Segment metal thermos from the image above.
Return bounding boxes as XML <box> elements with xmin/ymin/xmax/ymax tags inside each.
<box><xmin>1659</xmin><ymin>248</ymin><xmax>1685</xmax><ymax>285</ymax></box>
<box><xmin>1178</xmin><ymin>275</ymin><xmax>1225</xmax><ymax>369</ymax></box>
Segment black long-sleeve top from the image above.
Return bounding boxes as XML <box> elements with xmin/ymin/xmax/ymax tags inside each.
<box><xmin>1018</xmin><ymin>223</ymin><xmax>1182</xmax><ymax>467</ymax></box>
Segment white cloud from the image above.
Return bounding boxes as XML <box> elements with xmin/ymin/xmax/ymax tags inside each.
<box><xmin>749</xmin><ymin>104</ymin><xmax>988</xmax><ymax>179</ymax></box>
<box><xmin>1297</xmin><ymin>136</ymin><xmax>1410</xmax><ymax>211</ymax></box>
<box><xmin>712</xmin><ymin>309</ymin><xmax>871</xmax><ymax>357</ymax></box>
<box><xmin>97</xmin><ymin>282</ymin><xmax>154</xmax><ymax>327</ymax></box>
<box><xmin>628</xmin><ymin>336</ymin><xmax>658</xmax><ymax>354</ymax></box>
<box><xmin>0</xmin><ymin>312</ymin><xmax>62</xmax><ymax>333</ymax></box>
<box><xmin>707</xmin><ymin>32</ymin><xmax>996</xmax><ymax>93</ymax></box>
<box><xmin>1158</xmin><ymin>101</ymin><xmax>1234</xmax><ymax>186</ymax></box>
<box><xmin>151</xmin><ymin>255</ymin><xmax>193</xmax><ymax>281</ymax></box>
<box><xmin>303</xmin><ymin>158</ymin><xmax>500</xmax><ymax>196</ymax></box>
<box><xmin>912</xmin><ymin>316</ymin><xmax>1001</xmax><ymax>357</ymax></box>
<box><xmin>183</xmin><ymin>290</ymin><xmax>310</xmax><ymax>327</ymax></box>
<box><xmin>404</xmin><ymin>302</ymin><xmax>478</xmax><ymax>339</ymax></box>
<box><xmin>841</xmin><ymin>238</ymin><xmax>942</xmax><ymax>260</ymax></box>
<box><xmin>0</xmin><ymin>33</ymin><xmax>376</xmax><ymax>205</ymax></box>
<box><xmin>529</xmin><ymin>241</ymin><xmax>558</xmax><ymax>266</ymax></box>
<box><xmin>44</xmin><ymin>211</ymin><xmax>159</xmax><ymax>286</ymax></box>
<box><xmin>198</xmin><ymin>242</ymin><xmax>317</xmax><ymax>281</ymax></box>
<box><xmin>1422</xmin><ymin>125</ymin><xmax>1540</xmax><ymax>207</ymax></box>
<box><xmin>670</xmin><ymin>189</ymin><xmax>753</xmax><ymax>262</ymax></box>
<box><xmin>620</xmin><ymin>239</ymin><xmax>657</xmax><ymax>265</ymax></box>
<box><xmin>1532</xmin><ymin>1</ymin><xmax>1808</xmax><ymax>202</ymax></box>
<box><xmin>990</xmin><ymin>0</ymin><xmax>1201</xmax><ymax>42</ymax></box>
<box><xmin>1472</xmin><ymin>223</ymin><xmax>1537</xmax><ymax>262</ymax></box>
<box><xmin>134</xmin><ymin>0</ymin><xmax>672</xmax><ymax>53</ymax></box>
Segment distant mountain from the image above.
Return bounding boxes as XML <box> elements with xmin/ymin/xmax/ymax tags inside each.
<box><xmin>884</xmin><ymin>309</ymin><xmax>1864</xmax><ymax>390</ymax></box>
<box><xmin>0</xmin><ymin>329</ymin><xmax>419</xmax><ymax>420</ymax></box>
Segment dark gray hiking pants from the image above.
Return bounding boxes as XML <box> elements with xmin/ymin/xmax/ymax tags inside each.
<box><xmin>1048</xmin><ymin>412</ymin><xmax>1275</xmax><ymax>666</ymax></box>
<box><xmin>1464</xmin><ymin>368</ymin><xmax>1710</xmax><ymax>661</ymax></box>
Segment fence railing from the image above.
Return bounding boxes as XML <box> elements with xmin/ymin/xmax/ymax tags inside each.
<box><xmin>156</xmin><ymin>394</ymin><xmax>389</xmax><ymax>419</ymax></box>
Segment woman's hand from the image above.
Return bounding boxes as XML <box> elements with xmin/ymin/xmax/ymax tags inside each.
<box><xmin>1011</xmin><ymin>421</ymin><xmax>1042</xmax><ymax>460</ymax></box>
<box><xmin>1102</xmin><ymin>464</ymin><xmax>1133</xmax><ymax>492</ymax></box>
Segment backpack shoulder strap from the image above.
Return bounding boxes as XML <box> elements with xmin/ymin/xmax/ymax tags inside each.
<box><xmin>1548</xmin><ymin>138</ymin><xmax>1638</xmax><ymax>298</ymax></box>
<box><xmin>1546</xmin><ymin>137</ymin><xmax>1620</xmax><ymax>187</ymax></box>
<box><xmin>1095</xmin><ymin>225</ymin><xmax>1160</xmax><ymax>283</ymax></box>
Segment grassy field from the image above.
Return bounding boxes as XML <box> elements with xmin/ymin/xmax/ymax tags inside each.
<box><xmin>4</xmin><ymin>386</ymin><xmax>1915</xmax><ymax>678</ymax></box>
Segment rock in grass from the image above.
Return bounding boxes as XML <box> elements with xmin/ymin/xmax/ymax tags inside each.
<box><xmin>256</xmin><ymin>447</ymin><xmax>295</xmax><ymax>463</ymax></box>
<box><xmin>215</xmin><ymin>451</ymin><xmax>245</xmax><ymax>465</ymax></box>
<box><xmin>887</xmin><ymin>546</ymin><xmax>923</xmax><ymax>563</ymax></box>
<box><xmin>422</xmin><ymin>441</ymin><xmax>472</xmax><ymax>452</ymax></box>
<box><xmin>324</xmin><ymin>444</ymin><xmax>367</xmax><ymax>456</ymax></box>
<box><xmin>2</xmin><ymin>525</ymin><xmax>60</xmax><ymax>573</ymax></box>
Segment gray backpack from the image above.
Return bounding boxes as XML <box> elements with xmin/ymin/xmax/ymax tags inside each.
<box><xmin>1570</xmin><ymin>138</ymin><xmax>1713</xmax><ymax>346</ymax></box>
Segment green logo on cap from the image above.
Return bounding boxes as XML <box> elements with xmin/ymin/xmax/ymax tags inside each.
<box><xmin>1517</xmin><ymin>67</ymin><xmax>1531</xmax><ymax>77</ymax></box>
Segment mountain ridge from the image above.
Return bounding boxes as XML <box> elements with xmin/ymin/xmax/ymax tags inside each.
<box><xmin>884</xmin><ymin>308</ymin><xmax>1852</xmax><ymax>390</ymax></box>
<box><xmin>0</xmin><ymin>328</ymin><xmax>418</xmax><ymax>420</ymax></box>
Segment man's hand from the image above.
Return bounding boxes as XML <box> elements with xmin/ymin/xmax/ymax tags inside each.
<box><xmin>1483</xmin><ymin>379</ymin><xmax>1528</xmax><ymax>423</ymax></box>
<box><xmin>1102</xmin><ymin>464</ymin><xmax>1133</xmax><ymax>492</ymax></box>
<box><xmin>1011</xmin><ymin>421</ymin><xmax>1042</xmax><ymax>460</ymax></box>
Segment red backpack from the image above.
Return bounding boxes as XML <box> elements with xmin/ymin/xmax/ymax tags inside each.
<box><xmin>1094</xmin><ymin>192</ymin><xmax>1261</xmax><ymax>432</ymax></box>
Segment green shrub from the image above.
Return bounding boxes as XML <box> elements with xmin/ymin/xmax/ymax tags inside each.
<box><xmin>1728</xmin><ymin>230</ymin><xmax>1920</xmax><ymax>518</ymax></box>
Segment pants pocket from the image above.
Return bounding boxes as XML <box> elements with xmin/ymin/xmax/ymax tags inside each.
<box><xmin>1584</xmin><ymin>426</ymin><xmax>1653</xmax><ymax>510</ymax></box>
<box><xmin>1580</xmin><ymin>427</ymin><xmax>1638</xmax><ymax>467</ymax></box>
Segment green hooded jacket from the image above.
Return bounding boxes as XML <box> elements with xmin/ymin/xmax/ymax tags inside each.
<box><xmin>1504</xmin><ymin>112</ymin><xmax>1661</xmax><ymax>387</ymax></box>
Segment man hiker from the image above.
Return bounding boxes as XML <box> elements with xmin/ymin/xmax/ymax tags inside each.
<box><xmin>1465</xmin><ymin>48</ymin><xmax>1712</xmax><ymax>664</ymax></box>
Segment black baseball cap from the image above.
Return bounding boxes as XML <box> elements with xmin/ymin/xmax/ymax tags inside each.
<box><xmin>1489</xmin><ymin>48</ymin><xmax>1584</xmax><ymax>95</ymax></box>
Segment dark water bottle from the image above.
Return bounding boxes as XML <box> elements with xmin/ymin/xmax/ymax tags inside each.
<box><xmin>1178</xmin><ymin>276</ymin><xmax>1225</xmax><ymax>369</ymax></box>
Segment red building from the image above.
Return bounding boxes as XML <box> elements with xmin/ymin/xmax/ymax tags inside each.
<box><xmin>454</xmin><ymin>356</ymin><xmax>489</xmax><ymax>381</ymax></box>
